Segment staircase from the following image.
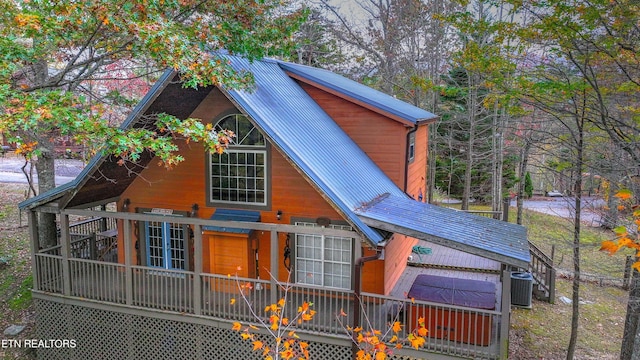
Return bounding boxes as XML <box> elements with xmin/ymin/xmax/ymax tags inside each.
<box><xmin>528</xmin><ymin>242</ymin><xmax>556</xmax><ymax>303</ymax></box>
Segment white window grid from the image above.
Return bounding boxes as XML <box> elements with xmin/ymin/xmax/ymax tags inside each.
<box><xmin>210</xmin><ymin>149</ymin><xmax>267</xmax><ymax>205</ymax></box>
<box><xmin>209</xmin><ymin>114</ymin><xmax>267</xmax><ymax>205</ymax></box>
<box><xmin>295</xmin><ymin>222</ymin><xmax>353</xmax><ymax>289</ymax></box>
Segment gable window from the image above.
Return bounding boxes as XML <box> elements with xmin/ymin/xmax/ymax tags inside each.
<box><xmin>208</xmin><ymin>114</ymin><xmax>268</xmax><ymax>206</ymax></box>
<box><xmin>408</xmin><ymin>131</ymin><xmax>416</xmax><ymax>163</ymax></box>
<box><xmin>295</xmin><ymin>222</ymin><xmax>353</xmax><ymax>289</ymax></box>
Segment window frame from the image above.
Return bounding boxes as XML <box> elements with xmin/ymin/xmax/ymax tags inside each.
<box><xmin>206</xmin><ymin>112</ymin><xmax>271</xmax><ymax>210</ymax></box>
<box><xmin>293</xmin><ymin>221</ymin><xmax>354</xmax><ymax>290</ymax></box>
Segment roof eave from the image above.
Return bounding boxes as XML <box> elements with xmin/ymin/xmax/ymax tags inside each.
<box><xmin>358</xmin><ymin>214</ymin><xmax>530</xmax><ymax>268</ymax></box>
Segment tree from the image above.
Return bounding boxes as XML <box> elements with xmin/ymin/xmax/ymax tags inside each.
<box><xmin>504</xmin><ymin>1</ymin><xmax>640</xmax><ymax>357</ymax></box>
<box><xmin>0</xmin><ymin>0</ymin><xmax>305</xmax><ymax>247</ymax></box>
<box><xmin>231</xmin><ymin>272</ymin><xmax>428</xmax><ymax>360</ymax></box>
<box><xmin>524</xmin><ymin>172</ymin><xmax>533</xmax><ymax>198</ymax></box>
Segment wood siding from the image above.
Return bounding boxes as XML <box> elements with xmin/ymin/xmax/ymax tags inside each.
<box><xmin>297</xmin><ymin>83</ymin><xmax>409</xmax><ymax>188</ymax></box>
<box><xmin>117</xmin><ymin>83</ymin><xmax>430</xmax><ymax>295</ymax></box>
<box><xmin>406</xmin><ymin>124</ymin><xmax>429</xmax><ymax>202</ymax></box>
<box><xmin>383</xmin><ymin>234</ymin><xmax>418</xmax><ymax>295</ymax></box>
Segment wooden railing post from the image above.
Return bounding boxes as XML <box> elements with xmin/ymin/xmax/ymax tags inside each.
<box><xmin>193</xmin><ymin>224</ymin><xmax>202</xmax><ymax>315</ymax></box>
<box><xmin>27</xmin><ymin>210</ymin><xmax>39</xmax><ymax>291</ymax></box>
<box><xmin>89</xmin><ymin>233</ymin><xmax>97</xmax><ymax>260</ymax></box>
<box><xmin>123</xmin><ymin>219</ymin><xmax>133</xmax><ymax>305</ymax></box>
<box><xmin>500</xmin><ymin>268</ymin><xmax>511</xmax><ymax>359</ymax></box>
<box><xmin>270</xmin><ymin>230</ymin><xmax>279</xmax><ymax>306</ymax></box>
<box><xmin>60</xmin><ymin>214</ymin><xmax>72</xmax><ymax>296</ymax></box>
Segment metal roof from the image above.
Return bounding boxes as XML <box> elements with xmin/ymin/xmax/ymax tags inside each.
<box><xmin>222</xmin><ymin>55</ymin><xmax>409</xmax><ymax>245</ymax></box>
<box><xmin>354</xmin><ymin>194</ymin><xmax>531</xmax><ymax>268</ymax></box>
<box><xmin>203</xmin><ymin>209</ymin><xmax>261</xmax><ymax>234</ymax></box>
<box><xmin>275</xmin><ymin>60</ymin><xmax>437</xmax><ymax>125</ymax></box>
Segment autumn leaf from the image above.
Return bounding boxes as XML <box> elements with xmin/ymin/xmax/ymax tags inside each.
<box><xmin>417</xmin><ymin>326</ymin><xmax>428</xmax><ymax>337</ymax></box>
<box><xmin>615</xmin><ymin>189</ymin><xmax>633</xmax><ymax>200</ymax></box>
<box><xmin>392</xmin><ymin>321</ymin><xmax>402</xmax><ymax>334</ymax></box>
<box><xmin>232</xmin><ymin>322</ymin><xmax>242</xmax><ymax>331</ymax></box>
<box><xmin>600</xmin><ymin>240</ymin><xmax>619</xmax><ymax>255</ymax></box>
<box><xmin>230</xmin><ymin>298</ymin><xmax>236</xmax><ymax>305</ymax></box>
<box><xmin>252</xmin><ymin>340</ymin><xmax>263</xmax><ymax>351</ymax></box>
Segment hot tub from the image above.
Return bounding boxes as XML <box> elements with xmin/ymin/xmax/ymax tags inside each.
<box><xmin>407</xmin><ymin>274</ymin><xmax>496</xmax><ymax>346</ymax></box>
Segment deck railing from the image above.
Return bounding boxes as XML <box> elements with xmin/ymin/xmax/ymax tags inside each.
<box><xmin>67</xmin><ymin>217</ymin><xmax>117</xmax><ymax>236</ymax></box>
<box><xmin>31</xmin><ymin>210</ymin><xmax>507</xmax><ymax>359</ymax></box>
<box><xmin>359</xmin><ymin>293</ymin><xmax>502</xmax><ymax>359</ymax></box>
<box><xmin>42</xmin><ymin>217</ymin><xmax>118</xmax><ymax>261</ymax></box>
<box><xmin>33</xmin><ymin>252</ymin><xmax>504</xmax><ymax>358</ymax></box>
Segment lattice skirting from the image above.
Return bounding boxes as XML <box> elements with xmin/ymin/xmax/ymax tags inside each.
<box><xmin>34</xmin><ymin>298</ymin><xmax>357</xmax><ymax>360</ymax></box>
<box><xmin>34</xmin><ymin>298</ymin><xmax>427</xmax><ymax>360</ymax></box>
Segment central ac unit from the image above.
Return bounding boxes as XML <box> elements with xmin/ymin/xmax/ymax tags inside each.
<box><xmin>511</xmin><ymin>272</ymin><xmax>533</xmax><ymax>308</ymax></box>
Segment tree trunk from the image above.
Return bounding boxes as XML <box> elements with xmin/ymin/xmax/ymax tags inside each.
<box><xmin>517</xmin><ymin>142</ymin><xmax>532</xmax><ymax>225</ymax></box>
<box><xmin>567</xmin><ymin>123</ymin><xmax>584</xmax><ymax>360</ymax></box>
<box><xmin>621</xmin><ymin>268</ymin><xmax>640</xmax><ymax>360</ymax></box>
<box><xmin>604</xmin><ymin>181</ymin><xmax>619</xmax><ymax>229</ymax></box>
<box><xmin>462</xmin><ymin>83</ymin><xmax>477</xmax><ymax>211</ymax></box>
<box><xmin>35</xmin><ymin>143</ymin><xmax>58</xmax><ymax>248</ymax></box>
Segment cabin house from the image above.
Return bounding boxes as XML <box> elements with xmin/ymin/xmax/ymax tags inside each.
<box><xmin>20</xmin><ymin>55</ymin><xmax>530</xmax><ymax>360</ymax></box>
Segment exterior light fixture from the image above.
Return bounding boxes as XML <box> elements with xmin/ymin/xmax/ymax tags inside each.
<box><xmin>191</xmin><ymin>203</ymin><xmax>199</xmax><ymax>218</ymax></box>
<box><xmin>122</xmin><ymin>198</ymin><xmax>130</xmax><ymax>212</ymax></box>
<box><xmin>276</xmin><ymin>210</ymin><xmax>283</xmax><ymax>221</ymax></box>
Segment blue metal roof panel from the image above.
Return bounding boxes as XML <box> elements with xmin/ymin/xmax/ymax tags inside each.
<box><xmin>354</xmin><ymin>194</ymin><xmax>530</xmax><ymax>268</ymax></box>
<box><xmin>275</xmin><ymin>60</ymin><xmax>437</xmax><ymax>124</ymax></box>
<box><xmin>203</xmin><ymin>209</ymin><xmax>261</xmax><ymax>234</ymax></box>
<box><xmin>223</xmin><ymin>56</ymin><xmax>410</xmax><ymax>245</ymax></box>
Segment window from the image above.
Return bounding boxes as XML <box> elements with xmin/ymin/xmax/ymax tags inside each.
<box><xmin>408</xmin><ymin>132</ymin><xmax>416</xmax><ymax>163</ymax></box>
<box><xmin>209</xmin><ymin>114</ymin><xmax>267</xmax><ymax>206</ymax></box>
<box><xmin>295</xmin><ymin>222</ymin><xmax>353</xmax><ymax>289</ymax></box>
<box><xmin>145</xmin><ymin>219</ymin><xmax>188</xmax><ymax>270</ymax></box>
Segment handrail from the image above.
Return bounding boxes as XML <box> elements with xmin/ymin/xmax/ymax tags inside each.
<box><xmin>33</xmin><ymin>253</ymin><xmax>501</xmax><ymax>358</ymax></box>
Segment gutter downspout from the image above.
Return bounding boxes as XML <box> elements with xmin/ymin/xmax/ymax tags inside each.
<box><xmin>352</xmin><ymin>249</ymin><xmax>382</xmax><ymax>360</ymax></box>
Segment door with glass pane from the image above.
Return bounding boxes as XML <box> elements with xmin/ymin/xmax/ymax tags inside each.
<box><xmin>145</xmin><ymin>220</ymin><xmax>187</xmax><ymax>270</ymax></box>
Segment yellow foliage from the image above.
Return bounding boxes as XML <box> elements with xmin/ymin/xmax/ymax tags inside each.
<box><xmin>392</xmin><ymin>321</ymin><xmax>402</xmax><ymax>334</ymax></box>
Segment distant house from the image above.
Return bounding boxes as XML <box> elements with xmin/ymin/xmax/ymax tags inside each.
<box><xmin>21</xmin><ymin>55</ymin><xmax>530</xmax><ymax>360</ymax></box>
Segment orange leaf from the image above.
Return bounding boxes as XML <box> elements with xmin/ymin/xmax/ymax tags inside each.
<box><xmin>392</xmin><ymin>321</ymin><xmax>402</xmax><ymax>334</ymax></box>
<box><xmin>600</xmin><ymin>240</ymin><xmax>619</xmax><ymax>255</ymax></box>
<box><xmin>417</xmin><ymin>326</ymin><xmax>428</xmax><ymax>337</ymax></box>
<box><xmin>615</xmin><ymin>189</ymin><xmax>633</xmax><ymax>200</ymax></box>
<box><xmin>252</xmin><ymin>340</ymin><xmax>263</xmax><ymax>351</ymax></box>
<box><xmin>633</xmin><ymin>261</ymin><xmax>640</xmax><ymax>272</ymax></box>
<box><xmin>230</xmin><ymin>298</ymin><xmax>236</xmax><ymax>305</ymax></box>
<box><xmin>232</xmin><ymin>322</ymin><xmax>242</xmax><ymax>331</ymax></box>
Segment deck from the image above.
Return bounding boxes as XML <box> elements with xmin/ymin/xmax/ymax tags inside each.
<box><xmin>31</xmin><ymin>213</ymin><xmax>510</xmax><ymax>360</ymax></box>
